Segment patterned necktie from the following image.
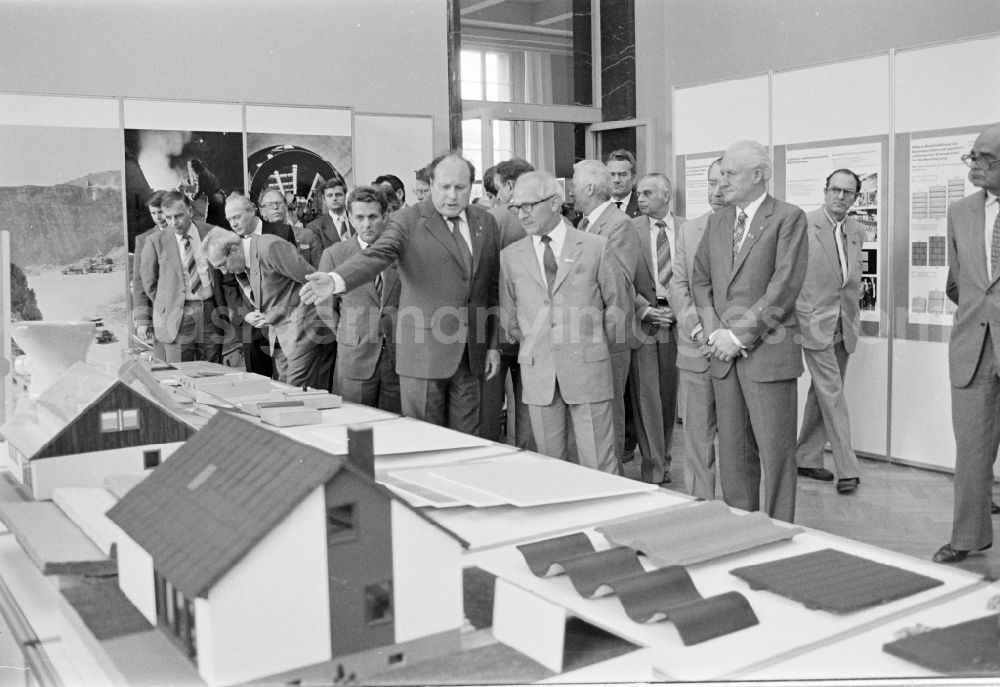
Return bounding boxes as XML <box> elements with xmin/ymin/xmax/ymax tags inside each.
<box><xmin>992</xmin><ymin>205</ymin><xmax>1000</xmax><ymax>279</ymax></box>
<box><xmin>235</xmin><ymin>271</ymin><xmax>256</xmax><ymax>308</ymax></box>
<box><xmin>448</xmin><ymin>217</ymin><xmax>473</xmax><ymax>276</ymax></box>
<box><xmin>540</xmin><ymin>235</ymin><xmax>557</xmax><ymax>293</ymax></box>
<box><xmin>732</xmin><ymin>210</ymin><xmax>748</xmax><ymax>265</ymax></box>
<box><xmin>180</xmin><ymin>233</ymin><xmax>203</xmax><ymax>295</ymax></box>
<box><xmin>834</xmin><ymin>221</ymin><xmax>848</xmax><ymax>284</ymax></box>
<box><xmin>655</xmin><ymin>220</ymin><xmax>672</xmax><ymax>287</ymax></box>
<box><xmin>578</xmin><ymin>216</ymin><xmax>590</xmax><ymax>232</ymax></box>
<box><xmin>375</xmin><ymin>272</ymin><xmax>383</xmax><ymax>302</ymax></box>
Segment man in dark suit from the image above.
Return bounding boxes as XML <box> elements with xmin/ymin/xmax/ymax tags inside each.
<box><xmin>139</xmin><ymin>191</ymin><xmax>227</xmax><ymax>363</ymax></box>
<box><xmin>606</xmin><ymin>149</ymin><xmax>643</xmax><ymax>218</ymax></box>
<box><xmin>204</xmin><ymin>227</ymin><xmax>332</xmax><ymax>388</ymax></box>
<box><xmin>629</xmin><ymin>173</ymin><xmax>683</xmax><ymax>485</ymax></box>
<box><xmin>795</xmin><ymin>169</ymin><xmax>866</xmax><ymax>494</ymax></box>
<box><xmin>572</xmin><ymin>159</ymin><xmax>641</xmax><ymax>466</ymax></box>
<box><xmin>500</xmin><ymin>171</ymin><xmax>630</xmax><ymax>473</ymax></box>
<box><xmin>691</xmin><ymin>140</ymin><xmax>808</xmax><ymax>523</ymax></box>
<box><xmin>133</xmin><ymin>189</ymin><xmax>167</xmax><ymax>360</ymax></box>
<box><xmin>933</xmin><ymin>123</ymin><xmax>1000</xmax><ymax>563</ymax></box>
<box><xmin>301</xmin><ymin>152</ymin><xmax>501</xmax><ymax>434</ymax></box>
<box><xmin>307</xmin><ymin>178</ymin><xmax>353</xmax><ymax>252</ymax></box>
<box><xmin>222</xmin><ymin>193</ymin><xmax>297</xmax><ymax>378</ymax></box>
<box><xmin>319</xmin><ymin>185</ymin><xmax>401</xmax><ymax>413</ymax></box>
<box><xmin>480</xmin><ymin>157</ymin><xmax>535</xmax><ymax>448</ymax></box>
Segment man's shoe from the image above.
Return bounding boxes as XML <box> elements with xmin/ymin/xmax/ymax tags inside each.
<box><xmin>837</xmin><ymin>477</ymin><xmax>860</xmax><ymax>493</ymax></box>
<box><xmin>797</xmin><ymin>467</ymin><xmax>834</xmax><ymax>481</ymax></box>
<box><xmin>658</xmin><ymin>473</ymin><xmax>672</xmax><ymax>486</ymax></box>
<box><xmin>621</xmin><ymin>450</ymin><xmax>636</xmax><ymax>464</ymax></box>
<box><xmin>932</xmin><ymin>542</ymin><xmax>992</xmax><ymax>564</ymax></box>
<box><xmin>992</xmin><ymin>501</ymin><xmax>1000</xmax><ymax>515</ymax></box>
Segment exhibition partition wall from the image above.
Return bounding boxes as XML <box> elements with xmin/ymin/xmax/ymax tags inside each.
<box><xmin>672</xmin><ymin>33</ymin><xmax>1000</xmax><ymax>472</ymax></box>
<box><xmin>0</xmin><ymin>93</ymin><xmax>434</xmax><ymax>371</ymax></box>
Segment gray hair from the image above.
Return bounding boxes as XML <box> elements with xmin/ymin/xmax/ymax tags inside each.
<box><xmin>724</xmin><ymin>140</ymin><xmax>772</xmax><ymax>181</ymax></box>
<box><xmin>516</xmin><ymin>170</ymin><xmax>560</xmax><ymax>198</ymax></box>
<box><xmin>200</xmin><ymin>226</ymin><xmax>240</xmax><ymax>259</ymax></box>
<box><xmin>573</xmin><ymin>159</ymin><xmax>613</xmax><ymax>200</ymax></box>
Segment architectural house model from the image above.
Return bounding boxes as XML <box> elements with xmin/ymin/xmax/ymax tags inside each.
<box><xmin>0</xmin><ymin>362</ymin><xmax>197</xmax><ymax>500</ymax></box>
<box><xmin>106</xmin><ymin>412</ymin><xmax>467</xmax><ymax>686</ymax></box>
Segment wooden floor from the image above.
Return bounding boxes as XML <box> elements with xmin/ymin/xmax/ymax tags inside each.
<box><xmin>623</xmin><ymin>422</ymin><xmax>1000</xmax><ymax>579</ymax></box>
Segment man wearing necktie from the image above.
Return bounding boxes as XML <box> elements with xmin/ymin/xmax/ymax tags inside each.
<box><xmin>319</xmin><ymin>185</ymin><xmax>401</xmax><ymax>413</ymax></box>
<box><xmin>571</xmin><ymin>159</ymin><xmax>642</xmax><ymax>469</ymax></box>
<box><xmin>630</xmin><ymin>173</ymin><xmax>684</xmax><ymax>485</ymax></box>
<box><xmin>794</xmin><ymin>169</ymin><xmax>865</xmax><ymax>495</ymax></box>
<box><xmin>691</xmin><ymin>140</ymin><xmax>808</xmax><ymax>523</ymax></box>
<box><xmin>934</xmin><ymin>123</ymin><xmax>1000</xmax><ymax>564</ymax></box>
<box><xmin>606</xmin><ymin>149</ymin><xmax>643</xmax><ymax>218</ymax></box>
<box><xmin>139</xmin><ymin>191</ymin><xmax>227</xmax><ymax>363</ymax></box>
<box><xmin>499</xmin><ymin>172</ymin><xmax>629</xmax><ymax>473</ymax></box>
<box><xmin>301</xmin><ymin>152</ymin><xmax>501</xmax><ymax>435</ymax></box>
<box><xmin>307</xmin><ymin>178</ymin><xmax>354</xmax><ymax>252</ymax></box>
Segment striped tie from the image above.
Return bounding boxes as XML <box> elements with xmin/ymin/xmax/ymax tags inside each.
<box><xmin>732</xmin><ymin>210</ymin><xmax>748</xmax><ymax>265</ymax></box>
<box><xmin>992</xmin><ymin>207</ymin><xmax>1000</xmax><ymax>279</ymax></box>
<box><xmin>655</xmin><ymin>220</ymin><xmax>671</xmax><ymax>287</ymax></box>
<box><xmin>180</xmin><ymin>233</ymin><xmax>203</xmax><ymax>295</ymax></box>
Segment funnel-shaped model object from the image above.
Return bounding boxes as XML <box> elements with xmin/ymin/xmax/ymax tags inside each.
<box><xmin>11</xmin><ymin>321</ymin><xmax>94</xmax><ymax>395</ymax></box>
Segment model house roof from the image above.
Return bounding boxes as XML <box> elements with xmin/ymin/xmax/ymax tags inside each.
<box><xmin>106</xmin><ymin>412</ymin><xmax>466</xmax><ymax>600</ymax></box>
<box><xmin>0</xmin><ymin>362</ymin><xmax>202</xmax><ymax>459</ymax></box>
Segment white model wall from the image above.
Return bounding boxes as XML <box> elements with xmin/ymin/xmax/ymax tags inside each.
<box><xmin>390</xmin><ymin>501</ymin><xmax>463</xmax><ymax>643</ymax></box>
<box><xmin>197</xmin><ymin>486</ymin><xmax>331</xmax><ymax>687</ymax></box>
<box><xmin>116</xmin><ymin>533</ymin><xmax>157</xmax><ymax>626</ymax></box>
<box><xmin>30</xmin><ymin>442</ymin><xmax>184</xmax><ymax>500</ymax></box>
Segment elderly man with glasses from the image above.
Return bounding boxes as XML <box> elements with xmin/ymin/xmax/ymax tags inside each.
<box><xmin>499</xmin><ymin>171</ymin><xmax>630</xmax><ymax>473</ymax></box>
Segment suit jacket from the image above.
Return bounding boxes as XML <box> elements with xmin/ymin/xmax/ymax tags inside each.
<box><xmin>500</xmin><ymin>223</ymin><xmax>630</xmax><ymax>405</ymax></box>
<box><xmin>691</xmin><ymin>194</ymin><xmax>808</xmax><ymax>382</ymax></box>
<box><xmin>632</xmin><ymin>213</ymin><xmax>685</xmax><ymax>342</ymax></box>
<box><xmin>139</xmin><ymin>222</ymin><xmax>226</xmax><ymax>343</ymax></box>
<box><xmin>132</xmin><ymin>226</ymin><xmax>160</xmax><ymax>328</ymax></box>
<box><xmin>582</xmin><ymin>202</ymin><xmax>642</xmax><ymax>350</ymax></box>
<box><xmin>796</xmin><ymin>208</ymin><xmax>864</xmax><ymax>353</ymax></box>
<box><xmin>333</xmin><ymin>198</ymin><xmax>501</xmax><ymax>379</ymax></box>
<box><xmin>307</xmin><ymin>213</ymin><xmax>352</xmax><ymax>252</ymax></box>
<box><xmin>669</xmin><ymin>211</ymin><xmax>712</xmax><ymax>373</ymax></box>
<box><xmin>946</xmin><ymin>189</ymin><xmax>1000</xmax><ymax>387</ymax></box>
<box><xmin>249</xmin><ymin>234</ymin><xmax>331</xmax><ymax>360</ymax></box>
<box><xmin>320</xmin><ymin>238</ymin><xmax>400</xmax><ymax>380</ymax></box>
<box><xmin>291</xmin><ymin>223</ymin><xmax>323</xmax><ymax>267</ymax></box>
<box><xmin>221</xmin><ymin>222</ymin><xmax>297</xmax><ymax>327</ymax></box>
<box><xmin>621</xmin><ymin>192</ymin><xmax>642</xmax><ymax>219</ymax></box>
<box><xmin>490</xmin><ymin>205</ymin><xmax>527</xmax><ymax>355</ymax></box>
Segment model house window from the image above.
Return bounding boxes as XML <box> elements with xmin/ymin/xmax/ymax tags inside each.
<box><xmin>143</xmin><ymin>449</ymin><xmax>161</xmax><ymax>469</ymax></box>
<box><xmin>326</xmin><ymin>503</ymin><xmax>356</xmax><ymax>542</ymax></box>
<box><xmin>99</xmin><ymin>409</ymin><xmax>141</xmax><ymax>432</ymax></box>
<box><xmin>364</xmin><ymin>581</ymin><xmax>393</xmax><ymax>625</ymax></box>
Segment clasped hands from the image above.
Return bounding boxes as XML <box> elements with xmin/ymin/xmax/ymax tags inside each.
<box><xmin>642</xmin><ymin>305</ymin><xmax>675</xmax><ymax>328</ymax></box>
<box><xmin>704</xmin><ymin>328</ymin><xmax>748</xmax><ymax>362</ymax></box>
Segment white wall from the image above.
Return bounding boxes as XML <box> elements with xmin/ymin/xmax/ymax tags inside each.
<box><xmin>116</xmin><ymin>533</ymin><xmax>157</xmax><ymax>626</ymax></box>
<box><xmin>198</xmin><ymin>486</ymin><xmax>330</xmax><ymax>687</ymax></box>
<box><xmin>30</xmin><ymin>442</ymin><xmax>184</xmax><ymax>500</ymax></box>
<box><xmin>390</xmin><ymin>502</ymin><xmax>463</xmax><ymax>643</ymax></box>
<box><xmin>0</xmin><ymin>0</ymin><xmax>451</xmax><ymax>151</ymax></box>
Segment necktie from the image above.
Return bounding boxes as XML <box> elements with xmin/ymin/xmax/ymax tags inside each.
<box><xmin>615</xmin><ymin>201</ymin><xmax>623</xmax><ymax>210</ymax></box>
<box><xmin>992</xmin><ymin>205</ymin><xmax>1000</xmax><ymax>279</ymax></box>
<box><xmin>732</xmin><ymin>210</ymin><xmax>748</xmax><ymax>265</ymax></box>
<box><xmin>375</xmin><ymin>272</ymin><xmax>383</xmax><ymax>302</ymax></box>
<box><xmin>448</xmin><ymin>217</ymin><xmax>473</xmax><ymax>276</ymax></box>
<box><xmin>540</xmin><ymin>235</ymin><xmax>557</xmax><ymax>293</ymax></box>
<box><xmin>180</xmin><ymin>233</ymin><xmax>203</xmax><ymax>296</ymax></box>
<box><xmin>655</xmin><ymin>220</ymin><xmax>672</xmax><ymax>287</ymax></box>
<box><xmin>578</xmin><ymin>216</ymin><xmax>590</xmax><ymax>232</ymax></box>
<box><xmin>235</xmin><ymin>271</ymin><xmax>256</xmax><ymax>308</ymax></box>
<box><xmin>834</xmin><ymin>221</ymin><xmax>848</xmax><ymax>284</ymax></box>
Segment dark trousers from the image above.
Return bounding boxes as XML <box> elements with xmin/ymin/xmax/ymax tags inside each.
<box><xmin>401</xmin><ymin>348</ymin><xmax>481</xmax><ymax>435</ymax></box>
<box><xmin>338</xmin><ymin>345</ymin><xmax>402</xmax><ymax>414</ymax></box>
<box><xmin>480</xmin><ymin>353</ymin><xmax>535</xmax><ymax>449</ymax></box>
<box><xmin>161</xmin><ymin>298</ymin><xmax>222</xmax><ymax>364</ymax></box>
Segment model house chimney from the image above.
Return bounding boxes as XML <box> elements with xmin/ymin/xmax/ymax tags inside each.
<box><xmin>346</xmin><ymin>425</ymin><xmax>374</xmax><ymax>476</ymax></box>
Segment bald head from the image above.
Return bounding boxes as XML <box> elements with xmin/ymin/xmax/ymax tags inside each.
<box><xmin>225</xmin><ymin>194</ymin><xmax>258</xmax><ymax>236</ymax></box>
<box><xmin>510</xmin><ymin>171</ymin><xmax>563</xmax><ymax>236</ymax></box>
<box><xmin>969</xmin><ymin>123</ymin><xmax>1000</xmax><ymax>194</ymax></box>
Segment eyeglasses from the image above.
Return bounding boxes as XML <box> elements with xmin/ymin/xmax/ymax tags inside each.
<box><xmin>260</xmin><ymin>201</ymin><xmax>285</xmax><ymax>209</ymax></box>
<box><xmin>508</xmin><ymin>196</ymin><xmax>555</xmax><ymax>215</ymax></box>
<box><xmin>826</xmin><ymin>186</ymin><xmax>858</xmax><ymax>198</ymax></box>
<box><xmin>961</xmin><ymin>153</ymin><xmax>1000</xmax><ymax>170</ymax></box>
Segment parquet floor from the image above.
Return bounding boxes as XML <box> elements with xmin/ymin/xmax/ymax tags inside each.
<box><xmin>623</xmin><ymin>422</ymin><xmax>1000</xmax><ymax>579</ymax></box>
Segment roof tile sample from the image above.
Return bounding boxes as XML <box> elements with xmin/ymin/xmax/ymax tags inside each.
<box><xmin>730</xmin><ymin>548</ymin><xmax>943</xmax><ymax>613</ymax></box>
<box><xmin>596</xmin><ymin>501</ymin><xmax>802</xmax><ymax>566</ymax></box>
<box><xmin>607</xmin><ymin>566</ymin><xmax>703</xmax><ymax>623</ymax></box>
<box><xmin>517</xmin><ymin>532</ymin><xmax>596</xmax><ymax>577</ymax></box>
<box><xmin>559</xmin><ymin>547</ymin><xmax>647</xmax><ymax>598</ymax></box>
<box><xmin>663</xmin><ymin>592</ymin><xmax>759</xmax><ymax>646</ymax></box>
<box><xmin>882</xmin><ymin>613</ymin><xmax>1000</xmax><ymax>675</ymax></box>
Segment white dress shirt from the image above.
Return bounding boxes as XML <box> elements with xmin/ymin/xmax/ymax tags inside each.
<box><xmin>330</xmin><ymin>211</ymin><xmax>350</xmax><ymax>240</ymax></box>
<box><xmin>172</xmin><ymin>227</ymin><xmax>212</xmax><ymax>300</ymax></box>
<box><xmin>584</xmin><ymin>199</ymin><xmax>615</xmax><ymax>229</ymax></box>
<box><xmin>733</xmin><ymin>191</ymin><xmax>767</xmax><ymax>254</ymax></box>
<box><xmin>241</xmin><ymin>217</ymin><xmax>264</xmax><ymax>264</ymax></box>
<box><xmin>531</xmin><ymin>219</ymin><xmax>567</xmax><ymax>283</ymax></box>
